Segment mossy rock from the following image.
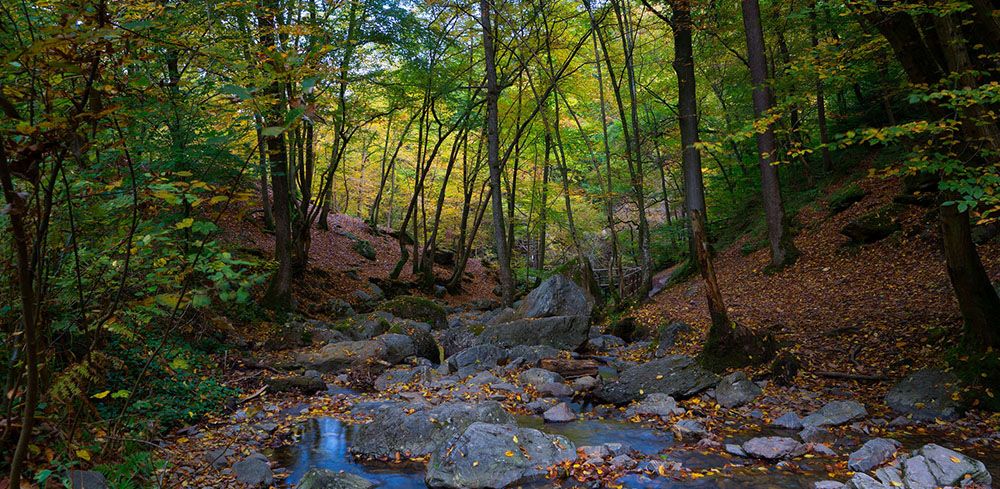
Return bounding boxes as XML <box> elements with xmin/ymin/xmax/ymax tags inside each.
<box><xmin>377</xmin><ymin>295</ymin><xmax>447</xmax><ymax>330</ymax></box>
<box><xmin>398</xmin><ymin>323</ymin><xmax>439</xmax><ymax>363</ymax></box>
<box><xmin>840</xmin><ymin>204</ymin><xmax>904</xmax><ymax>245</ymax></box>
<box><xmin>353</xmin><ymin>239</ymin><xmax>376</xmax><ymax>261</ymax></box>
<box><xmin>827</xmin><ymin>183</ymin><xmax>865</xmax><ymax>214</ymax></box>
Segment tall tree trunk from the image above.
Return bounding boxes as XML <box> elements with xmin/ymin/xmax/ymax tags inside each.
<box><xmin>259</xmin><ymin>0</ymin><xmax>293</xmax><ymax>310</ymax></box>
<box><xmin>809</xmin><ymin>2</ymin><xmax>834</xmax><ymax>172</ymax></box>
<box><xmin>481</xmin><ymin>0</ymin><xmax>515</xmax><ymax>305</ymax></box>
<box><xmin>741</xmin><ymin>0</ymin><xmax>798</xmax><ymax>269</ymax></box>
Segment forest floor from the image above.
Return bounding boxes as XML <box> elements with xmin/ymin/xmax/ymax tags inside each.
<box><xmin>147</xmin><ymin>170</ymin><xmax>1000</xmax><ymax>489</ymax></box>
<box><xmin>632</xmin><ymin>164</ymin><xmax>1000</xmax><ymax>404</ymax></box>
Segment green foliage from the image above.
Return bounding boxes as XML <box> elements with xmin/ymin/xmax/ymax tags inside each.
<box><xmin>827</xmin><ymin>183</ymin><xmax>866</xmax><ymax>213</ymax></box>
<box><xmin>378</xmin><ymin>295</ymin><xmax>446</xmax><ymax>327</ymax></box>
<box><xmin>93</xmin><ymin>450</ymin><xmax>167</xmax><ymax>489</ymax></box>
<box><xmin>650</xmin><ymin>221</ymin><xmax>688</xmax><ymax>270</ymax></box>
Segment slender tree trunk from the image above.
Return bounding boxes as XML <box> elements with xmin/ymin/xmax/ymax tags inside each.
<box><xmin>259</xmin><ymin>0</ymin><xmax>293</xmax><ymax>310</ymax></box>
<box><xmin>810</xmin><ymin>2</ymin><xmax>833</xmax><ymax>172</ymax></box>
<box><xmin>741</xmin><ymin>0</ymin><xmax>798</xmax><ymax>269</ymax></box>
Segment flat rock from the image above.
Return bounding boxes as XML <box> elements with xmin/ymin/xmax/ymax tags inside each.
<box><xmin>595</xmin><ymin>355</ymin><xmax>719</xmax><ymax>405</ymax></box>
<box><xmin>537</xmin><ymin>381</ymin><xmax>573</xmax><ymax>398</ymax></box>
<box><xmin>848</xmin><ymin>438</ymin><xmax>900</xmax><ymax>472</ymax></box>
<box><xmin>425</xmin><ymin>422</ymin><xmax>576</xmax><ymax>488</ymax></box>
<box><xmin>843</xmin><ymin>473</ymin><xmax>887</xmax><ymax>489</ymax></box>
<box><xmin>234</xmin><ymin>453</ymin><xmax>273</xmax><ymax>487</ymax></box>
<box><xmin>626</xmin><ymin>393</ymin><xmax>681</xmax><ymax>417</ymax></box>
<box><xmin>445</xmin><ymin>345</ymin><xmax>506</xmax><ymax>374</ymax></box>
<box><xmin>916</xmin><ymin>443</ymin><xmax>992</xmax><ymax>486</ymax></box>
<box><xmin>296</xmin><ymin>468</ymin><xmax>377</xmax><ymax>489</ymax></box>
<box><xmin>519</xmin><ymin>368</ymin><xmax>564</xmax><ymax>387</ymax></box>
<box><xmin>884</xmin><ymin>369</ymin><xmax>962</xmax><ymax>421</ymax></box>
<box><xmin>543</xmin><ymin>402</ymin><xmax>576</xmax><ymax>423</ymax></box>
<box><xmin>742</xmin><ymin>436</ymin><xmax>807</xmax><ymax>460</ymax></box>
<box><xmin>508</xmin><ymin>345</ymin><xmax>561</xmax><ymax>366</ymax></box>
<box><xmin>478</xmin><ymin>315</ymin><xmax>590</xmax><ymax>351</ymax></box>
<box><xmin>350</xmin><ymin>401</ymin><xmax>515</xmax><ymax>459</ymax></box>
<box><xmin>672</xmin><ymin>419</ymin><xmax>708</xmax><ymax>439</ymax></box>
<box><xmin>715</xmin><ymin>371</ymin><xmax>762</xmax><ymax>408</ymax></box>
<box><xmin>772</xmin><ymin>412</ymin><xmax>804</xmax><ymax>429</ymax></box>
<box><xmin>374</xmin><ymin>365</ymin><xmax>438</xmax><ymax>391</ymax></box>
<box><xmin>802</xmin><ymin>400</ymin><xmax>867</xmax><ymax>428</ymax></box>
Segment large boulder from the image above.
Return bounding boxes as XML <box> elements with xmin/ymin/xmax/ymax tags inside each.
<box><xmin>741</xmin><ymin>437</ymin><xmax>807</xmax><ymax>460</ymax></box>
<box><xmin>912</xmin><ymin>444</ymin><xmax>991</xmax><ymax>487</ymax></box>
<box><xmin>350</xmin><ymin>401</ymin><xmax>515</xmax><ymax>459</ymax></box>
<box><xmin>233</xmin><ymin>453</ymin><xmax>273</xmax><ymax>487</ymax></box>
<box><xmin>519</xmin><ymin>368</ymin><xmax>564</xmax><ymax>387</ymax></box>
<box><xmin>378</xmin><ymin>296</ymin><xmax>448</xmax><ymax>330</ymax></box>
<box><xmin>715</xmin><ymin>371</ymin><xmax>762</xmax><ymax>408</ymax></box>
<box><xmin>445</xmin><ymin>344</ymin><xmax>507</xmax><ymax>375</ymax></box>
<box><xmin>515</xmin><ymin>274</ymin><xmax>592</xmax><ymax>319</ymax></box>
<box><xmin>848</xmin><ymin>438</ymin><xmax>901</xmax><ymax>472</ymax></box>
<box><xmin>477</xmin><ymin>316</ymin><xmax>589</xmax><ymax>351</ymax></box>
<box><xmin>885</xmin><ymin>369</ymin><xmax>962</xmax><ymax>421</ymax></box>
<box><xmin>439</xmin><ymin>322</ymin><xmax>480</xmax><ymax>358</ymax></box>
<box><xmin>425</xmin><ymin>422</ymin><xmax>576</xmax><ymax>488</ymax></box>
<box><xmin>802</xmin><ymin>400</ymin><xmax>867</xmax><ymax>428</ymax></box>
<box><xmin>595</xmin><ymin>355</ymin><xmax>719</xmax><ymax>405</ymax></box>
<box><xmin>295</xmin><ymin>335</ymin><xmax>415</xmax><ymax>372</ymax></box>
<box><xmin>374</xmin><ymin>365</ymin><xmax>438</xmax><ymax>391</ymax></box>
<box><xmin>296</xmin><ymin>469</ymin><xmax>376</xmax><ymax>489</ymax></box>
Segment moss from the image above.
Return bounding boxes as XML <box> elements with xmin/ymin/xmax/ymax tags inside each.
<box><xmin>387</xmin><ymin>322</ymin><xmax>404</xmax><ymax>335</ymax></box>
<box><xmin>468</xmin><ymin>322</ymin><xmax>485</xmax><ymax>336</ymax></box>
<box><xmin>378</xmin><ymin>295</ymin><xmax>447</xmax><ymax>329</ymax></box>
<box><xmin>353</xmin><ymin>239</ymin><xmax>376</xmax><ymax>261</ymax></box>
<box><xmin>827</xmin><ymin>183</ymin><xmax>866</xmax><ymax>214</ymax></box>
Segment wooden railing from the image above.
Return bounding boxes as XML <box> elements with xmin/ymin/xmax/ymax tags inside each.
<box><xmin>592</xmin><ymin>266</ymin><xmax>643</xmax><ymax>300</ymax></box>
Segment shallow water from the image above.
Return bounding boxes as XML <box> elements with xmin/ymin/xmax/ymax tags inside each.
<box><xmin>517</xmin><ymin>415</ymin><xmax>675</xmax><ymax>455</ymax></box>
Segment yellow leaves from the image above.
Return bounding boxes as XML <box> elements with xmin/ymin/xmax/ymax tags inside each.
<box><xmin>949</xmin><ymin>456</ymin><xmax>962</xmax><ymax>463</ymax></box>
<box><xmin>472</xmin><ymin>460</ymin><xmax>480</xmax><ymax>467</ymax></box>
<box><xmin>512</xmin><ymin>435</ymin><xmax>519</xmax><ymax>444</ymax></box>
<box><xmin>76</xmin><ymin>449</ymin><xmax>92</xmax><ymax>461</ymax></box>
<box><xmin>175</xmin><ymin>218</ymin><xmax>195</xmax><ymax>229</ymax></box>
<box><xmin>92</xmin><ymin>390</ymin><xmax>110</xmax><ymax>399</ymax></box>
<box><xmin>504</xmin><ymin>450</ymin><xmax>514</xmax><ymax>457</ymax></box>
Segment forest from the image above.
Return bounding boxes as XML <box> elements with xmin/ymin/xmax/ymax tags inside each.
<box><xmin>1</xmin><ymin>0</ymin><xmax>998</xmax><ymax>487</ymax></box>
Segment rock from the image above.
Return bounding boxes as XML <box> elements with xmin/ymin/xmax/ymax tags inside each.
<box><xmin>610</xmin><ymin>454</ymin><xmax>637</xmax><ymax>470</ymax></box>
<box><xmin>899</xmin><ymin>455</ymin><xmax>937</xmax><ymax>489</ymax></box>
<box><xmin>393</xmin><ymin>321</ymin><xmax>440</xmax><ymax>363</ymax></box>
<box><xmin>848</xmin><ymin>438</ymin><xmax>901</xmax><ymax>472</ymax></box>
<box><xmin>798</xmin><ymin>426</ymin><xmax>829</xmax><ymax>444</ymax></box>
<box><xmin>374</xmin><ymin>365</ymin><xmax>438</xmax><ymax>391</ymax></box>
<box><xmin>915</xmin><ymin>443</ymin><xmax>992</xmax><ymax>486</ymax></box>
<box><xmin>655</xmin><ymin>322</ymin><xmax>692</xmax><ymax>356</ymax></box>
<box><xmin>352</xmin><ymin>238</ymin><xmax>376</xmax><ymax>260</ymax></box>
<box><xmin>843</xmin><ymin>473</ymin><xmax>888</xmax><ymax>489</ymax></box>
<box><xmin>543</xmin><ymin>402</ymin><xmax>576</xmax><ymax>423</ymax></box>
<box><xmin>468</xmin><ymin>371</ymin><xmax>501</xmax><ymax>385</ymax></box>
<box><xmin>68</xmin><ymin>470</ymin><xmax>109</xmax><ymax>489</ymax></box>
<box><xmin>265</xmin><ymin>375</ymin><xmax>326</xmax><ymax>394</ymax></box>
<box><xmin>537</xmin><ymin>381</ymin><xmax>574</xmax><ymax>398</ymax></box>
<box><xmin>519</xmin><ymin>368</ymin><xmax>564</xmax><ymax>387</ymax></box>
<box><xmin>296</xmin><ymin>469</ymin><xmax>377</xmax><ymax>489</ymax></box>
<box><xmin>295</xmin><ymin>335</ymin><xmax>415</xmax><ymax>372</ymax></box>
<box><xmin>515</xmin><ymin>274</ymin><xmax>593</xmax><ymax>319</ymax></box>
<box><xmin>595</xmin><ymin>355</ymin><xmax>720</xmax><ymax>405</ymax></box>
<box><xmin>814</xmin><ymin>482</ymin><xmax>844</xmax><ymax>489</ymax></box>
<box><xmin>439</xmin><ymin>325</ymin><xmax>479</xmax><ymax>358</ymax></box>
<box><xmin>874</xmin><ymin>464</ymin><xmax>903</xmax><ymax>487</ymax></box>
<box><xmin>715</xmin><ymin>371</ymin><xmax>762</xmax><ymax>408</ymax></box>
<box><xmin>263</xmin><ymin>321</ymin><xmax>311</xmax><ymax>350</ymax></box>
<box><xmin>772</xmin><ymin>412</ymin><xmax>804</xmax><ymax>429</ymax></box>
<box><xmin>725</xmin><ymin>444</ymin><xmax>748</xmax><ymax>457</ymax></box>
<box><xmin>477</xmin><ymin>315</ymin><xmax>590</xmax><ymax>351</ymax></box>
<box><xmin>741</xmin><ymin>437</ymin><xmax>807</xmax><ymax>460</ymax></box>
<box><xmin>233</xmin><ymin>453</ymin><xmax>273</xmax><ymax>487</ymax></box>
<box><xmin>811</xmin><ymin>443</ymin><xmax>838</xmax><ymax>457</ymax></box>
<box><xmin>508</xmin><ymin>345</ymin><xmax>561</xmax><ymax>366</ymax></box>
<box><xmin>350</xmin><ymin>401</ymin><xmax>515</xmax><ymax>459</ymax></box>
<box><xmin>205</xmin><ymin>447</ymin><xmax>235</xmax><ymax>469</ymax></box>
<box><xmin>425</xmin><ymin>422</ymin><xmax>575</xmax><ymax>488</ymax></box>
<box><xmin>579</xmin><ymin>445</ymin><xmax>611</xmax><ymax>459</ymax></box>
<box><xmin>627</xmin><ymin>393</ymin><xmax>681</xmax><ymax>417</ymax></box>
<box><xmin>316</xmin><ymin>298</ymin><xmax>356</xmax><ymax>319</ymax></box>
<box><xmin>802</xmin><ymin>400</ymin><xmax>867</xmax><ymax>428</ymax></box>
<box><xmin>378</xmin><ymin>296</ymin><xmax>448</xmax><ymax>330</ymax></box>
<box><xmin>445</xmin><ymin>344</ymin><xmax>506</xmax><ymax>374</ymax></box>
<box><xmin>884</xmin><ymin>369</ymin><xmax>962</xmax><ymax>421</ymax></box>
<box><xmin>587</xmin><ymin>335</ymin><xmax>625</xmax><ymax>351</ymax></box>
<box><xmin>841</xmin><ymin>205</ymin><xmax>902</xmax><ymax>245</ymax></box>
<box><xmin>573</xmin><ymin>376</ymin><xmax>599</xmax><ymax>392</ymax></box>
<box><xmin>611</xmin><ymin>317</ymin><xmax>638</xmax><ymax>342</ymax></box>
<box><xmin>770</xmin><ymin>351</ymin><xmax>802</xmax><ymax>386</ymax></box>
<box><xmin>672</xmin><ymin>419</ymin><xmax>708</xmax><ymax>439</ymax></box>
<box><xmin>827</xmin><ymin>184</ymin><xmax>866</xmax><ymax>214</ymax></box>
<box><xmin>526</xmin><ymin>398</ymin><xmax>558</xmax><ymax>414</ymax></box>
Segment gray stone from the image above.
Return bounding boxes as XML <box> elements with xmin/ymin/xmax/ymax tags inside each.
<box><xmin>772</xmin><ymin>412</ymin><xmax>804</xmax><ymax>429</ymax></box>
<box><xmin>603</xmin><ymin>442</ymin><xmax>630</xmax><ymax>457</ymax></box>
<box><xmin>515</xmin><ymin>274</ymin><xmax>592</xmax><ymax>319</ymax></box>
<box><xmin>627</xmin><ymin>393</ymin><xmax>681</xmax><ymax>417</ymax></box>
<box><xmin>848</xmin><ymin>438</ymin><xmax>901</xmax><ymax>472</ymax></box>
<box><xmin>579</xmin><ymin>445</ymin><xmax>611</xmax><ymax>459</ymax></box>
<box><xmin>296</xmin><ymin>468</ymin><xmax>376</xmax><ymax>489</ymax></box>
<box><xmin>725</xmin><ymin>444</ymin><xmax>748</xmax><ymax>457</ymax></box>
<box><xmin>205</xmin><ymin>447</ymin><xmax>235</xmax><ymax>469</ymax></box>
<box><xmin>519</xmin><ymin>368</ymin><xmax>564</xmax><ymax>387</ymax></box>
<box><xmin>814</xmin><ymin>481</ymin><xmax>844</xmax><ymax>489</ymax></box>
<box><xmin>573</xmin><ymin>376</ymin><xmax>599</xmax><ymax>392</ymax></box>
<box><xmin>672</xmin><ymin>419</ymin><xmax>708</xmax><ymax>439</ymax></box>
<box><xmin>478</xmin><ymin>316</ymin><xmax>590</xmax><ymax>351</ymax></box>
<box><xmin>68</xmin><ymin>470</ymin><xmax>108</xmax><ymax>489</ymax></box>
<box><xmin>610</xmin><ymin>454</ymin><xmax>637</xmax><ymax>470</ymax></box>
<box><xmin>885</xmin><ymin>369</ymin><xmax>962</xmax><ymax>421</ymax></box>
<box><xmin>439</xmin><ymin>324</ymin><xmax>479</xmax><ymax>358</ymax></box>
<box><xmin>917</xmin><ymin>443</ymin><xmax>992</xmax><ymax>486</ymax></box>
<box><xmin>715</xmin><ymin>371</ymin><xmax>762</xmax><ymax>408</ymax></box>
<box><xmin>595</xmin><ymin>355</ymin><xmax>720</xmax><ymax>405</ymax></box>
<box><xmin>507</xmin><ymin>345</ymin><xmax>561</xmax><ymax>365</ymax></box>
<box><xmin>543</xmin><ymin>402</ymin><xmax>576</xmax><ymax>423</ymax></box>
<box><xmin>741</xmin><ymin>437</ymin><xmax>807</xmax><ymax>460</ymax></box>
<box><xmin>588</xmin><ymin>335</ymin><xmax>626</xmax><ymax>351</ymax></box>
<box><xmin>295</xmin><ymin>334</ymin><xmax>415</xmax><ymax>372</ymax></box>
<box><xmin>799</xmin><ymin>426</ymin><xmax>829</xmax><ymax>443</ymax></box>
<box><xmin>811</xmin><ymin>443</ymin><xmax>838</xmax><ymax>457</ymax></box>
<box><xmin>233</xmin><ymin>453</ymin><xmax>273</xmax><ymax>487</ymax></box>
<box><xmin>874</xmin><ymin>464</ymin><xmax>903</xmax><ymax>488</ymax></box>
<box><xmin>537</xmin><ymin>381</ymin><xmax>574</xmax><ymax>398</ymax></box>
<box><xmin>802</xmin><ymin>400</ymin><xmax>867</xmax><ymax>428</ymax></box>
<box><xmin>655</xmin><ymin>322</ymin><xmax>693</xmax><ymax>356</ymax></box>
<box><xmin>374</xmin><ymin>365</ymin><xmax>438</xmax><ymax>391</ymax></box>
<box><xmin>425</xmin><ymin>422</ymin><xmax>575</xmax><ymax>488</ymax></box>
<box><xmin>900</xmin><ymin>455</ymin><xmax>937</xmax><ymax>489</ymax></box>
<box><xmin>446</xmin><ymin>345</ymin><xmax>506</xmax><ymax>374</ymax></box>
<box><xmin>843</xmin><ymin>473</ymin><xmax>888</xmax><ymax>489</ymax></box>
<box><xmin>526</xmin><ymin>398</ymin><xmax>558</xmax><ymax>414</ymax></box>
<box><xmin>351</xmin><ymin>401</ymin><xmax>515</xmax><ymax>459</ymax></box>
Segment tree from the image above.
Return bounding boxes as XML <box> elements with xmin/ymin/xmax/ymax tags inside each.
<box><xmin>741</xmin><ymin>0</ymin><xmax>798</xmax><ymax>270</ymax></box>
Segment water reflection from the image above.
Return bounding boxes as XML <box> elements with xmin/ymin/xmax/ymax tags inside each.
<box><xmin>273</xmin><ymin>417</ymin><xmax>426</xmax><ymax>488</ymax></box>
